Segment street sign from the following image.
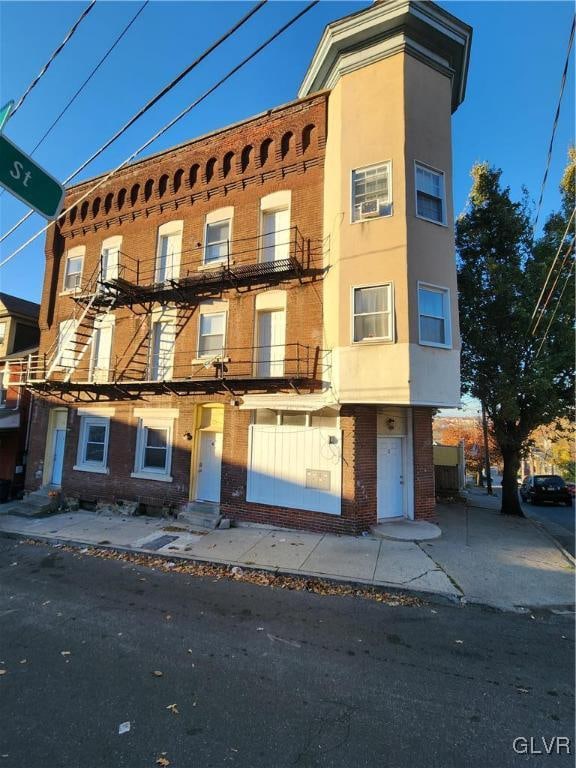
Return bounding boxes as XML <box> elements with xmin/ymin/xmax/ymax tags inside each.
<box><xmin>0</xmin><ymin>101</ymin><xmax>14</xmax><ymax>132</ymax></box>
<box><xmin>0</xmin><ymin>133</ymin><xmax>64</xmax><ymax>220</ymax></box>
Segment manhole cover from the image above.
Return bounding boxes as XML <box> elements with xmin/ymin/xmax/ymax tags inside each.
<box><xmin>145</xmin><ymin>534</ymin><xmax>179</xmax><ymax>551</ymax></box>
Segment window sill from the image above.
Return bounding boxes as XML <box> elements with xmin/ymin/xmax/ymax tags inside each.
<box><xmin>415</xmin><ymin>213</ymin><xmax>447</xmax><ymax>227</ymax></box>
<box><xmin>73</xmin><ymin>464</ymin><xmax>109</xmax><ymax>475</ymax></box>
<box><xmin>352</xmin><ymin>338</ymin><xmax>394</xmax><ymax>345</ymax></box>
<box><xmin>419</xmin><ymin>340</ymin><xmax>452</xmax><ymax>350</ymax></box>
<box><xmin>197</xmin><ymin>259</ymin><xmax>233</xmax><ymax>272</ymax></box>
<box><xmin>130</xmin><ymin>471</ymin><xmax>173</xmax><ymax>483</ymax></box>
<box><xmin>191</xmin><ymin>356</ymin><xmax>230</xmax><ymax>366</ymax></box>
<box><xmin>350</xmin><ymin>211</ymin><xmax>393</xmax><ymax>225</ymax></box>
<box><xmin>60</xmin><ymin>289</ymin><xmax>82</xmax><ymax>297</ymax></box>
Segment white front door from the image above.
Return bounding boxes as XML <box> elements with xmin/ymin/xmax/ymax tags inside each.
<box><xmin>196</xmin><ymin>432</ymin><xmax>222</xmax><ymax>502</ymax></box>
<box><xmin>256</xmin><ymin>309</ymin><xmax>285</xmax><ymax>377</ymax></box>
<box><xmin>262</xmin><ymin>209</ymin><xmax>290</xmax><ymax>262</ymax></box>
<box><xmin>377</xmin><ymin>437</ymin><xmax>404</xmax><ymax>519</ymax></box>
<box><xmin>51</xmin><ymin>429</ymin><xmax>66</xmax><ymax>485</ymax></box>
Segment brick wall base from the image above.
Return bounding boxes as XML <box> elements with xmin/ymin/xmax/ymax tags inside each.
<box><xmin>412</xmin><ymin>406</ymin><xmax>436</xmax><ymax>521</ymax></box>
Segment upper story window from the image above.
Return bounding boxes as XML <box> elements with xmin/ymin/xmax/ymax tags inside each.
<box><xmin>0</xmin><ymin>322</ymin><xmax>6</xmax><ymax>344</ymax></box>
<box><xmin>155</xmin><ymin>221</ymin><xmax>183</xmax><ymax>283</ymax></box>
<box><xmin>63</xmin><ymin>247</ymin><xmax>85</xmax><ymax>292</ymax></box>
<box><xmin>418</xmin><ymin>283</ymin><xmax>451</xmax><ymax>348</ymax></box>
<box><xmin>351</xmin><ymin>162</ymin><xmax>392</xmax><ymax>222</ymax></box>
<box><xmin>415</xmin><ymin>163</ymin><xmax>446</xmax><ymax>225</ymax></box>
<box><xmin>150</xmin><ymin>320</ymin><xmax>175</xmax><ymax>380</ymax></box>
<box><xmin>204</xmin><ymin>207</ymin><xmax>233</xmax><ymax>265</ymax></box>
<box><xmin>353</xmin><ymin>284</ymin><xmax>393</xmax><ymax>342</ymax></box>
<box><xmin>260</xmin><ymin>191</ymin><xmax>291</xmax><ymax>263</ymax></box>
<box><xmin>198</xmin><ymin>311</ymin><xmax>226</xmax><ymax>358</ymax></box>
<box><xmin>57</xmin><ymin>319</ymin><xmax>78</xmax><ymax>370</ymax></box>
<box><xmin>100</xmin><ymin>235</ymin><xmax>122</xmax><ymax>285</ymax></box>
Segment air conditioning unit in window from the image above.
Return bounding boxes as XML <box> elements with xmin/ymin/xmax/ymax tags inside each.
<box><xmin>359</xmin><ymin>199</ymin><xmax>382</xmax><ymax>218</ymax></box>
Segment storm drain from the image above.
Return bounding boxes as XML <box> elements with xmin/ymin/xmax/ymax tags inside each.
<box><xmin>144</xmin><ymin>534</ymin><xmax>179</xmax><ymax>552</ymax></box>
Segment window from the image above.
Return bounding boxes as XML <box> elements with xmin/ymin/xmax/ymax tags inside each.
<box><xmin>198</xmin><ymin>312</ymin><xmax>226</xmax><ymax>358</ymax></box>
<box><xmin>204</xmin><ymin>219</ymin><xmax>231</xmax><ymax>264</ymax></box>
<box><xmin>261</xmin><ymin>209</ymin><xmax>290</xmax><ymax>262</ymax></box>
<box><xmin>351</xmin><ymin>162</ymin><xmax>392</xmax><ymax>222</ymax></box>
<box><xmin>0</xmin><ymin>322</ymin><xmax>6</xmax><ymax>343</ymax></box>
<box><xmin>63</xmin><ymin>254</ymin><xmax>83</xmax><ymax>292</ymax></box>
<box><xmin>76</xmin><ymin>416</ymin><xmax>109</xmax><ymax>472</ymax></box>
<box><xmin>415</xmin><ymin>163</ymin><xmax>445</xmax><ymax>224</ymax></box>
<box><xmin>90</xmin><ymin>315</ymin><xmax>114</xmax><ymax>383</ymax></box>
<box><xmin>353</xmin><ymin>285</ymin><xmax>393</xmax><ymax>342</ymax></box>
<box><xmin>155</xmin><ymin>222</ymin><xmax>182</xmax><ymax>283</ymax></box>
<box><xmin>132</xmin><ymin>415</ymin><xmax>174</xmax><ymax>480</ymax></box>
<box><xmin>150</xmin><ymin>321</ymin><xmax>175</xmax><ymax>380</ymax></box>
<box><xmin>57</xmin><ymin>320</ymin><xmax>78</xmax><ymax>370</ymax></box>
<box><xmin>418</xmin><ymin>284</ymin><xmax>451</xmax><ymax>347</ymax></box>
<box><xmin>100</xmin><ymin>236</ymin><xmax>121</xmax><ymax>284</ymax></box>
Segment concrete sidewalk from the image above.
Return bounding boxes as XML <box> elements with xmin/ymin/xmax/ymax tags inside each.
<box><xmin>0</xmin><ymin>500</ymin><xmax>573</xmax><ymax>611</ymax></box>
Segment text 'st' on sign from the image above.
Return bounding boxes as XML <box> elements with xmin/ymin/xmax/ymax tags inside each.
<box><xmin>0</xmin><ymin>133</ymin><xmax>65</xmax><ymax>220</ymax></box>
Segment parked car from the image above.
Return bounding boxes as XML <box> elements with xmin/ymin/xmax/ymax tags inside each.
<box><xmin>519</xmin><ymin>475</ymin><xmax>572</xmax><ymax>506</ymax></box>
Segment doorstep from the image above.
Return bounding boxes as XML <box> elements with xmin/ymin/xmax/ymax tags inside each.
<box><xmin>371</xmin><ymin>519</ymin><xmax>442</xmax><ymax>541</ymax></box>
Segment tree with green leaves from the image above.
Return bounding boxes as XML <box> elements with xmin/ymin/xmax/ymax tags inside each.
<box><xmin>456</xmin><ymin>153</ymin><xmax>574</xmax><ymax>515</ymax></box>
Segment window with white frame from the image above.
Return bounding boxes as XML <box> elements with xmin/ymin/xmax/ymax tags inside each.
<box><xmin>155</xmin><ymin>222</ymin><xmax>182</xmax><ymax>283</ymax></box>
<box><xmin>204</xmin><ymin>219</ymin><xmax>231</xmax><ymax>264</ymax></box>
<box><xmin>63</xmin><ymin>253</ymin><xmax>84</xmax><ymax>292</ymax></box>
<box><xmin>57</xmin><ymin>319</ymin><xmax>78</xmax><ymax>370</ymax></box>
<box><xmin>415</xmin><ymin>163</ymin><xmax>445</xmax><ymax>224</ymax></box>
<box><xmin>150</xmin><ymin>321</ymin><xmax>175</xmax><ymax>380</ymax></box>
<box><xmin>198</xmin><ymin>311</ymin><xmax>226</xmax><ymax>358</ymax></box>
<box><xmin>351</xmin><ymin>162</ymin><xmax>392</xmax><ymax>222</ymax></box>
<box><xmin>133</xmin><ymin>417</ymin><xmax>173</xmax><ymax>479</ymax></box>
<box><xmin>418</xmin><ymin>284</ymin><xmax>451</xmax><ymax>347</ymax></box>
<box><xmin>76</xmin><ymin>416</ymin><xmax>110</xmax><ymax>471</ymax></box>
<box><xmin>353</xmin><ymin>284</ymin><xmax>393</xmax><ymax>342</ymax></box>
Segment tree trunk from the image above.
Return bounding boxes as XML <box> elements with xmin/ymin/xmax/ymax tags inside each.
<box><xmin>501</xmin><ymin>449</ymin><xmax>523</xmax><ymax>516</ymax></box>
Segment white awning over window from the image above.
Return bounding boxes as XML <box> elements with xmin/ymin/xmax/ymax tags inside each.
<box><xmin>239</xmin><ymin>392</ymin><xmax>338</xmax><ymax>412</ymax></box>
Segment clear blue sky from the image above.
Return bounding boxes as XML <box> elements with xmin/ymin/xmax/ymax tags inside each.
<box><xmin>0</xmin><ymin>0</ymin><xmax>574</xmax><ymax>308</ymax></box>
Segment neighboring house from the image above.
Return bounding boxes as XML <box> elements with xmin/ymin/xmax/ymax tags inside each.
<box><xmin>18</xmin><ymin>1</ymin><xmax>471</xmax><ymax>533</ymax></box>
<box><xmin>0</xmin><ymin>293</ymin><xmax>40</xmax><ymax>499</ymax></box>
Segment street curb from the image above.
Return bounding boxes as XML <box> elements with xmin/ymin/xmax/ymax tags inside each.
<box><xmin>0</xmin><ymin>528</ymin><xmax>465</xmax><ymax>610</ymax></box>
<box><xmin>525</xmin><ymin>516</ymin><xmax>576</xmax><ymax>568</ymax></box>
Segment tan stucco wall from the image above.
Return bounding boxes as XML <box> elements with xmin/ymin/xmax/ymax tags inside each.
<box><xmin>323</xmin><ymin>51</ymin><xmax>460</xmax><ymax>406</ymax></box>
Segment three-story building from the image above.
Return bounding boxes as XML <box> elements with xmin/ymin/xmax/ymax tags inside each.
<box><xmin>22</xmin><ymin>0</ymin><xmax>472</xmax><ymax>534</ymax></box>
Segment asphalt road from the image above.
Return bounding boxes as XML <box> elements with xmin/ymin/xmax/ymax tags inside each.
<box><xmin>0</xmin><ymin>538</ymin><xmax>574</xmax><ymax>768</ymax></box>
<box><xmin>521</xmin><ymin>496</ymin><xmax>575</xmax><ymax>557</ymax></box>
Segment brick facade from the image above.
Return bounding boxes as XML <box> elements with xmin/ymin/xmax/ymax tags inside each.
<box><xmin>412</xmin><ymin>407</ymin><xmax>436</xmax><ymax>521</ymax></box>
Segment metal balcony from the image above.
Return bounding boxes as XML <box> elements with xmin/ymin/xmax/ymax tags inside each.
<box><xmin>16</xmin><ymin>344</ymin><xmax>331</xmax><ymax>402</ymax></box>
<box><xmin>71</xmin><ymin>226</ymin><xmax>323</xmax><ymax>311</ymax></box>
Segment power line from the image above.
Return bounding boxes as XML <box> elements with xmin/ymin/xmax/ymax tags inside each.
<box><xmin>0</xmin><ymin>0</ymin><xmax>267</xmax><ymax>245</ymax></box>
<box><xmin>529</xmin><ymin>205</ymin><xmax>575</xmax><ymax>334</ymax></box>
<box><xmin>0</xmin><ymin>1</ymin><xmax>149</xmax><ymax>201</ymax></box>
<box><xmin>534</xmin><ymin>254</ymin><xmax>574</xmax><ymax>359</ymax></box>
<box><xmin>0</xmin><ymin>1</ymin><xmax>319</xmax><ymax>271</ymax></box>
<box><xmin>531</xmin><ymin>239</ymin><xmax>574</xmax><ymax>336</ymax></box>
<box><xmin>532</xmin><ymin>15</ymin><xmax>575</xmax><ymax>233</ymax></box>
<box><xmin>11</xmin><ymin>1</ymin><xmax>97</xmax><ymax>118</ymax></box>
<box><xmin>30</xmin><ymin>2</ymin><xmax>149</xmax><ymax>156</ymax></box>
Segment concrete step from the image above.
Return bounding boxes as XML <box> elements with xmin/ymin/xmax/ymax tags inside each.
<box><xmin>178</xmin><ymin>502</ymin><xmax>221</xmax><ymax>531</ymax></box>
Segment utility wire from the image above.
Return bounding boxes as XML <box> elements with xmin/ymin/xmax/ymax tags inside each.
<box><xmin>531</xmin><ymin>239</ymin><xmax>574</xmax><ymax>336</ymax></box>
<box><xmin>532</xmin><ymin>15</ymin><xmax>575</xmax><ymax>233</ymax></box>
<box><xmin>0</xmin><ymin>1</ymin><xmax>149</xmax><ymax>200</ymax></box>
<box><xmin>534</xmin><ymin>255</ymin><xmax>574</xmax><ymax>359</ymax></box>
<box><xmin>529</xmin><ymin>205</ymin><xmax>575</xmax><ymax>333</ymax></box>
<box><xmin>0</xmin><ymin>1</ymin><xmax>319</xmax><ymax>271</ymax></box>
<box><xmin>10</xmin><ymin>1</ymin><xmax>97</xmax><ymax>118</ymax></box>
<box><xmin>0</xmin><ymin>0</ymin><xmax>267</xmax><ymax>244</ymax></box>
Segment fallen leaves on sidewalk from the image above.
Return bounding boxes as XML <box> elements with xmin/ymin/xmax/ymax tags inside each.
<box><xmin>166</xmin><ymin>703</ymin><xmax>179</xmax><ymax>715</ymax></box>
<box><xmin>156</xmin><ymin>755</ymin><xmax>170</xmax><ymax>767</ymax></box>
<box><xmin>152</xmin><ymin>670</ymin><xmax>163</xmax><ymax>677</ymax></box>
<box><xmin>19</xmin><ymin>539</ymin><xmax>421</xmax><ymax>607</ymax></box>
